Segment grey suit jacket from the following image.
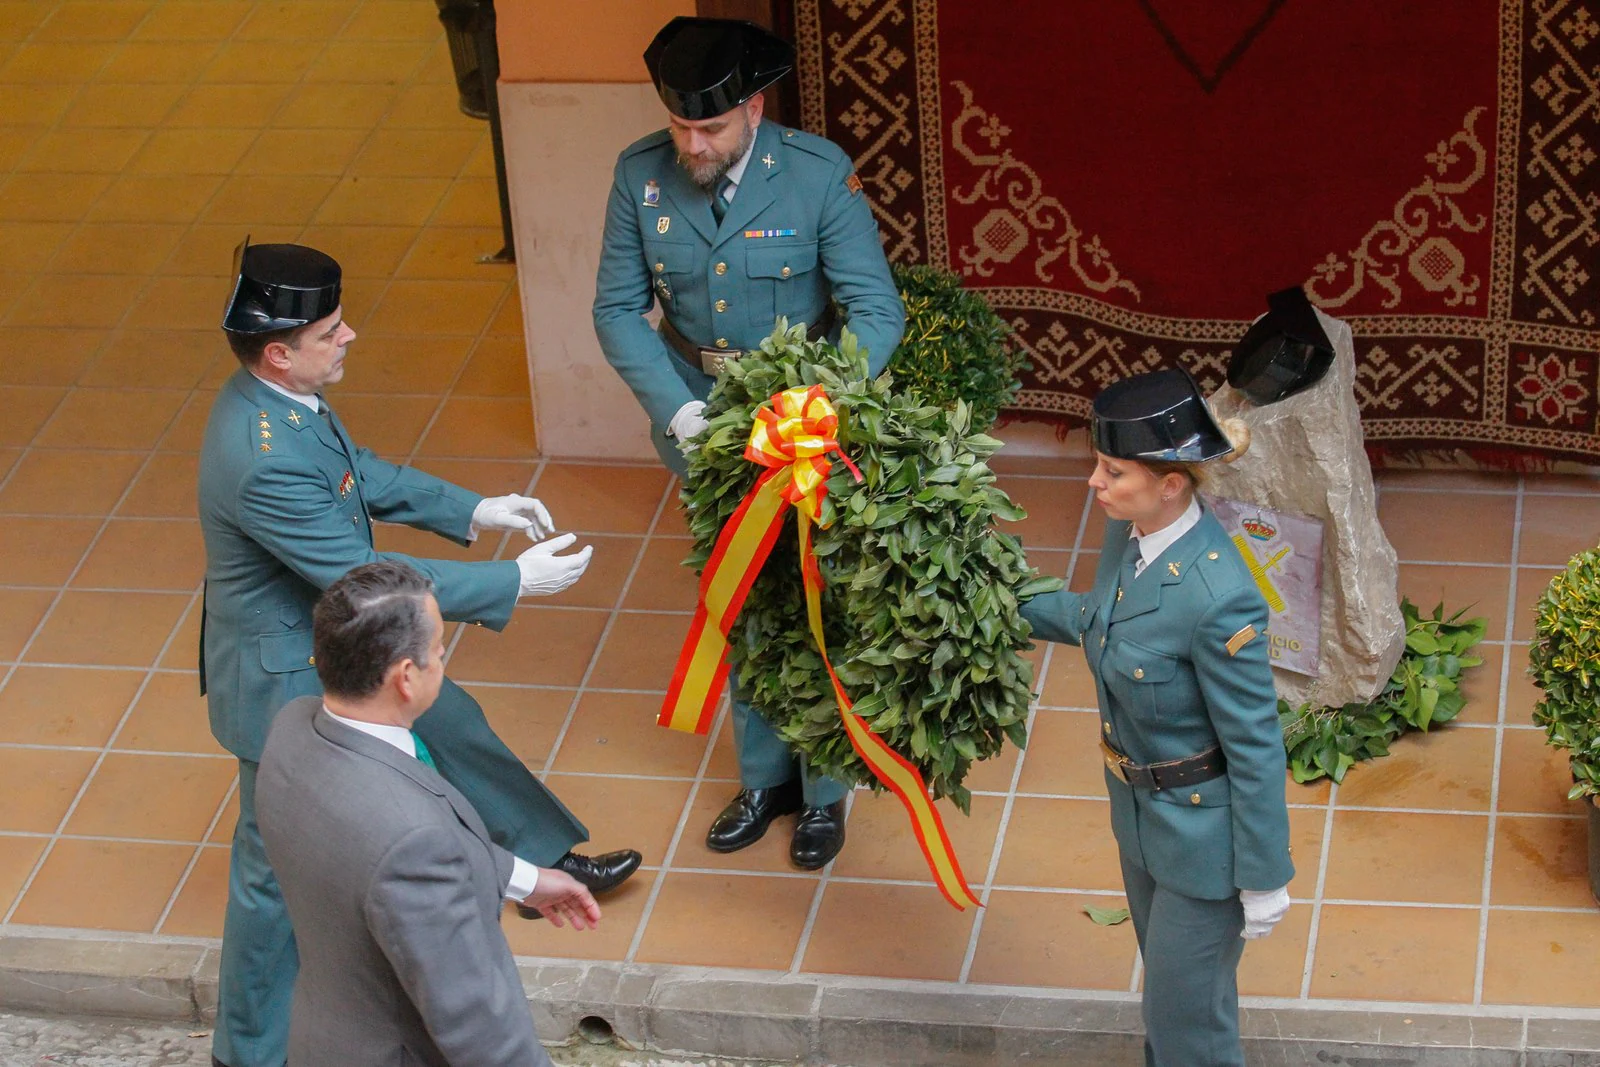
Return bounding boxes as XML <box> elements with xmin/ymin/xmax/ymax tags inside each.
<box><xmin>257</xmin><ymin>697</ymin><xmax>551</xmax><ymax>1067</ymax></box>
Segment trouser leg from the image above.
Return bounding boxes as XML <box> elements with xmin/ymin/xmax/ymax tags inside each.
<box><xmin>213</xmin><ymin>760</ymin><xmax>297</xmax><ymax>1067</ymax></box>
<box><xmin>730</xmin><ymin>694</ymin><xmax>847</xmax><ymax>805</ymax></box>
<box><xmin>1122</xmin><ymin>853</ymin><xmax>1246</xmax><ymax>1067</ymax></box>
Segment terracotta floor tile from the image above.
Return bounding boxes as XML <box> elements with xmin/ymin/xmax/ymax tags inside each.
<box><xmin>96</xmin><ymin>40</ymin><xmax>219</xmax><ymax>82</ymax></box>
<box><xmin>1398</xmin><ymin>563</ymin><xmax>1510</xmax><ymax>642</ymax></box>
<box><xmin>1285</xmin><ymin>805</ymin><xmax>1327</xmax><ymax>896</ymax></box>
<box><xmin>35</xmin><ymin>1</ymin><xmax>155</xmax><ymax>41</ymax></box>
<box><xmin>0</xmin><ymin>84</ymin><xmax>77</xmax><ymax>126</ymax></box>
<box><xmin>1514</xmin><ymin>567</ymin><xmax>1566</xmax><ymax>641</ymax></box>
<box><xmin>527</xmin><ymin>534</ymin><xmax>638</xmax><ymax>610</ymax></box>
<box><xmin>701</xmin><ymin>714</ymin><xmax>739</xmax><ymax>781</ymax></box>
<box><xmin>0</xmin><ymin>384</ymin><xmax>65</xmax><ymax>445</ymax></box>
<box><xmin>0</xmin><ymin>42</ymin><xmax>119</xmax><ymax>82</ymax></box>
<box><xmin>0</xmin><ymin>516</ymin><xmax>100</xmax><ymax>584</ymax></box>
<box><xmin>1503</xmin><ymin>643</ymin><xmax>1543</xmax><ymax>725</ymax></box>
<box><xmin>324</xmin><ymin>393</ymin><xmax>438</xmax><ymax>456</ymax></box>
<box><xmin>539</xmin><ymin>774</ymin><xmax>689</xmax><ymax>865</ymax></box>
<box><xmin>0</xmin><ymin>4</ymin><xmax>54</xmax><ymax>41</ymax></box>
<box><xmin>116</xmin><ymin>671</ymin><xmax>223</xmax><ymax>755</ymax></box>
<box><xmin>994</xmin><ymin>797</ymin><xmax>1121</xmax><ymax>890</ymax></box>
<box><xmin>431</xmin><ymin>176</ymin><xmax>502</xmax><ymax>227</ymax></box>
<box><xmin>0</xmin><ymin>128</ymin><xmax>43</xmax><ymax>172</ymax></box>
<box><xmin>202</xmin><ymin>174</ymin><xmax>338</xmax><ymax>227</ymax></box>
<box><xmin>156</xmin><ymin>391</ymin><xmax>217</xmax><ymax>452</ymax></box>
<box><xmin>199</xmin><ymin>40</ymin><xmax>319</xmax><ymax>83</ymax></box>
<box><xmin>671</xmin><ymin>784</ymin><xmax>808</xmax><ymax>875</ymax></box>
<box><xmin>0</xmin><ymin>589</ymin><xmax>54</xmax><ymax>661</ymax></box>
<box><xmin>1322</xmin><ymin>810</ymin><xmax>1487</xmax><ymax>904</ymax></box>
<box><xmin>158</xmin><ymin>845</ymin><xmax>228</xmax><ymax>937</ymax></box>
<box><xmin>339</xmin><ymin>0</ymin><xmax>443</xmax><ymax>41</ymax></box>
<box><xmin>0</xmin><ymin>271</ymin><xmax>30</xmax><ymax>321</ymax></box>
<box><xmin>0</xmin><ymin>449</ymin><xmax>143</xmax><ymax>514</ymax></box>
<box><xmin>590</xmin><ymin>612</ymin><xmax>690</xmax><ymax>692</ymax></box>
<box><xmin>634</xmin><ymin>871</ymin><xmax>815</xmax><ymax>969</ymax></box>
<box><xmin>0</xmin><ymin>328</ymin><xmax>103</xmax><ymax>386</ymax></box>
<box><xmin>993</xmin><ymin>476</ymin><xmax>1085</xmax><ymax>551</ymax></box>
<box><xmin>159</xmin><ymin>599</ymin><xmax>202</xmax><ymax>670</ymax></box>
<box><xmin>34</xmin><ymin>387</ymin><xmax>186</xmax><ymax>449</ymax></box>
<box><xmin>74</xmin><ymin>518</ymin><xmax>204</xmax><ymax>591</ymax></box>
<box><xmin>447</xmin><ymin>607</ymin><xmax>607</xmax><ymax>687</ymax></box>
<box><xmin>484</xmin><ymin>283</ymin><xmax>523</xmax><ymax>336</ymax></box>
<box><xmin>1482</xmin><ymin>907</ymin><xmax>1600</xmax><ymax>1008</ymax></box>
<box><xmin>0</xmin><ymin>748</ymin><xmax>98</xmax><ymax>833</ymax></box>
<box><xmin>0</xmin><ymin>173</ymin><xmax>112</xmax><ymax>224</ymax></box>
<box><xmin>209</xmin><ymin>785</ymin><xmax>239</xmax><ymax>844</ymax></box>
<box><xmin>963</xmin><ymin>742</ymin><xmax>1019</xmax><ymax>794</ymax></box>
<box><xmin>26</xmin><ymin>590</ymin><xmax>188</xmax><ymax>667</ymax></box>
<box><xmin>314</xmin><ymin>175</ymin><xmax>450</xmax><ymax>226</ymax></box>
<box><xmin>1037</xmin><ymin>642</ymin><xmax>1103</xmax><ymax>710</ymax></box>
<box><xmin>1237</xmin><ymin>902</ymin><xmax>1313</xmax><ymax>997</ymax></box>
<box><xmin>350</xmin><ymin>128</ymin><xmax>478</xmax><ymax>178</ymax></box>
<box><xmin>11</xmin><ymin>839</ymin><xmax>191</xmax><ymax>932</ymax></box>
<box><xmin>338</xmin><ymin>334</ymin><xmax>471</xmax><ymax>394</ymax></box>
<box><xmin>0</xmin><ymin>666</ymin><xmax>143</xmax><ymax>747</ymax></box>
<box><xmin>653</xmin><ymin>497</ymin><xmax>691</xmax><ymax>538</ymax></box>
<box><xmin>1308</xmin><ymin>903</ymin><xmax>1478</xmax><ymax>1002</ymax></box>
<box><xmin>66</xmin><ymin>752</ymin><xmax>235</xmax><ymax>840</ymax></box>
<box><xmin>1376</xmin><ymin>470</ymin><xmax>1519</xmax><ymax>493</ymax></box>
<box><xmin>397</xmin><ymin>228</ymin><xmax>514</xmax><ymax>284</ymax></box>
<box><xmin>1456</xmin><ymin>644</ymin><xmax>1503</xmax><ymax>725</ymax></box>
<box><xmin>50</xmin><ymin>224</ymin><xmax>186</xmax><ymax>279</ymax></box>
<box><xmin>832</xmin><ymin>791</ymin><xmax>1002</xmax><ymax>884</ymax></box>
<box><xmin>456</xmin><ymin>684</ymin><xmax>569</xmax><ymax>769</ymax></box>
<box><xmin>417</xmin><ymin>397</ymin><xmax>534</xmax><ymax>459</ymax></box>
<box><xmin>550</xmin><ymin>691</ymin><xmax>707</xmax><ymax>778</ymax></box>
<box><xmin>1490</xmin><ymin>814</ymin><xmax>1593</xmax><ymax>907</ymax></box>
<box><xmin>395</xmin><ymin>460</ymin><xmax>539</xmax><ymax>504</ymax></box>
<box><xmin>366</xmin><ymin>279</ymin><xmax>507</xmax><ymax>338</ymax></box>
<box><xmin>532</xmin><ymin>464</ymin><xmax>670</xmax><ymax>535</ymax></box>
<box><xmin>621</xmin><ymin>537</ymin><xmax>699</xmax><ymax>612</ymax></box>
<box><xmin>117</xmin><ymin>452</ymin><xmax>199</xmax><ymax>518</ymax></box>
<box><xmin>89</xmin><ymin>174</ymin><xmax>223</xmax><ymax>224</ymax></box>
<box><xmin>18</xmin><ymin>128</ymin><xmax>148</xmax><ymax>174</ymax></box>
<box><xmin>1517</xmin><ymin>493</ymin><xmax>1600</xmax><ymax>567</ymax></box>
<box><xmin>1497</xmin><ymin>727</ymin><xmax>1579</xmax><ymax>815</ymax></box>
<box><xmin>0</xmin><ymin>222</ymin><xmax>73</xmax><ymax>275</ymax></box>
<box><xmin>0</xmin><ymin>836</ymin><xmax>47</xmax><ymax>915</ymax></box>
<box><xmin>1379</xmin><ymin>490</ymin><xmax>1517</xmax><ymax>564</ymax></box>
<box><xmin>63</xmin><ymin>81</ymin><xmax>187</xmax><ymax>127</ymax></box>
<box><xmin>0</xmin><ymin>448</ymin><xmax>17</xmax><ymax>483</ymax></box>
<box><xmin>1016</xmin><ymin>710</ymin><xmax>1106</xmax><ymax>796</ymax></box>
<box><xmin>803</xmin><ymin>881</ymin><xmax>976</xmax><ymax>981</ymax></box>
<box><xmin>501</xmin><ymin>868</ymin><xmax>654</xmax><ymax>962</ymax></box>
<box><xmin>236</xmin><ymin>128</ymin><xmax>368</xmax><ymax>177</ymax></box>
<box><xmin>370</xmin><ymin>521</ymin><xmax>499</xmax><ymax>564</ymax></box>
<box><xmin>967</xmin><ymin>889</ymin><xmax>1136</xmax><ymax>989</ymax></box>
<box><xmin>120</xmin><ymin>275</ymin><xmax>229</xmax><ymax>333</ymax></box>
<box><xmin>1334</xmin><ymin>726</ymin><xmax>1496</xmax><ymax>811</ymax></box>
<box><xmin>235</xmin><ymin>1</ymin><xmax>353</xmax><ymax>41</ymax></box>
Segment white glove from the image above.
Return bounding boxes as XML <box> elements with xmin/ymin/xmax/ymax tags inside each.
<box><xmin>471</xmin><ymin>495</ymin><xmax>554</xmax><ymax>540</ymax></box>
<box><xmin>1239</xmin><ymin>885</ymin><xmax>1291</xmax><ymax>940</ymax></box>
<box><xmin>514</xmin><ymin>532</ymin><xmax>592</xmax><ymax>597</ymax></box>
<box><xmin>666</xmin><ymin>400</ymin><xmax>709</xmax><ymax>446</ymax></box>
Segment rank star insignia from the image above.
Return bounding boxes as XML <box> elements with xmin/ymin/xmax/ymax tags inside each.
<box><xmin>259</xmin><ymin>443</ymin><xmax>271</xmax><ymax>453</ymax></box>
<box><xmin>643</xmin><ymin>179</ymin><xmax>660</xmax><ymax>206</ymax></box>
<box><xmin>259</xmin><ymin>430</ymin><xmax>271</xmax><ymax>440</ymax></box>
<box><xmin>286</xmin><ymin>410</ymin><xmax>302</xmax><ymax>425</ymax></box>
<box><xmin>761</xmin><ymin>153</ymin><xmax>775</xmax><ymax>169</ymax></box>
<box><xmin>338</xmin><ymin>471</ymin><xmax>355</xmax><ymax>499</ymax></box>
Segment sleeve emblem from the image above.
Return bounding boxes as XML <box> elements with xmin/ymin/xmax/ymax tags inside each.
<box><xmin>1225</xmin><ymin>624</ymin><xmax>1259</xmax><ymax>657</ymax></box>
<box><xmin>844</xmin><ymin>172</ymin><xmax>863</xmax><ymax>196</ymax></box>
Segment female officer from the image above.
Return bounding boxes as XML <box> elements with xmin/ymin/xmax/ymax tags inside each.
<box><xmin>1021</xmin><ymin>367</ymin><xmax>1293</xmax><ymax>1067</ymax></box>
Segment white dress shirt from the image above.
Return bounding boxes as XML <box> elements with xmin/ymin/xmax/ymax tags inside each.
<box><xmin>323</xmin><ymin>706</ymin><xmax>539</xmax><ymax>900</ymax></box>
<box><xmin>253</xmin><ymin>374</ymin><xmax>320</xmax><ymax>413</ymax></box>
<box><xmin>717</xmin><ymin>128</ymin><xmax>761</xmax><ymax>205</ymax></box>
<box><xmin>1130</xmin><ymin>496</ymin><xmax>1202</xmax><ymax>578</ymax></box>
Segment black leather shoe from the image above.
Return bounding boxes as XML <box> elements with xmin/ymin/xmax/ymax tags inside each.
<box><xmin>514</xmin><ymin>848</ymin><xmax>642</xmax><ymax>920</ymax></box>
<box><xmin>705</xmin><ymin>780</ymin><xmax>802</xmax><ymax>853</ymax></box>
<box><xmin>790</xmin><ymin>801</ymin><xmax>847</xmax><ymax>870</ymax></box>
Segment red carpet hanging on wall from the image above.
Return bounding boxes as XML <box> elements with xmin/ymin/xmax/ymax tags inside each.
<box><xmin>790</xmin><ymin>0</ymin><xmax>1600</xmax><ymax>466</ymax></box>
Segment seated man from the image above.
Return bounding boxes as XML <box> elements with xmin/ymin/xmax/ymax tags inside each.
<box><xmin>257</xmin><ymin>561</ymin><xmax>600</xmax><ymax>1067</ymax></box>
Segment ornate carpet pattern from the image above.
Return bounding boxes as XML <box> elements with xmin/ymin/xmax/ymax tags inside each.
<box><xmin>792</xmin><ymin>0</ymin><xmax>1600</xmax><ymax>465</ymax></box>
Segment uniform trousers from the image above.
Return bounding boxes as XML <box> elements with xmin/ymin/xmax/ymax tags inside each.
<box><xmin>1120</xmin><ymin>852</ymin><xmax>1247</xmax><ymax>1067</ymax></box>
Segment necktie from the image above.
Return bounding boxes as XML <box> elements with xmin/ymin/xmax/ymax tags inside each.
<box><xmin>711</xmin><ymin>176</ymin><xmax>733</xmax><ymax>224</ymax></box>
<box><xmin>1129</xmin><ymin>535</ymin><xmax>1146</xmax><ymax>579</ymax></box>
<box><xmin>412</xmin><ymin>732</ymin><xmax>438</xmax><ymax>771</ymax></box>
<box><xmin>1116</xmin><ymin>535</ymin><xmax>1141</xmax><ymax>604</ymax></box>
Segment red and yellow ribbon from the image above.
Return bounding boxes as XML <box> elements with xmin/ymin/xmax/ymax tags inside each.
<box><xmin>660</xmin><ymin>385</ymin><xmax>981</xmax><ymax>910</ymax></box>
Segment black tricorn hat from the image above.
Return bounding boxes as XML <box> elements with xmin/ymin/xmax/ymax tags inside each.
<box><xmin>221</xmin><ymin>237</ymin><xmax>342</xmax><ymax>335</ymax></box>
<box><xmin>1227</xmin><ymin>286</ymin><xmax>1335</xmax><ymax>405</ymax></box>
<box><xmin>644</xmin><ymin>17</ymin><xmax>794</xmax><ymax>121</ymax></box>
<box><xmin>1091</xmin><ymin>367</ymin><xmax>1233</xmax><ymax>463</ymax></box>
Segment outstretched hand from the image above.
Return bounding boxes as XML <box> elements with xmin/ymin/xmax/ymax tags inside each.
<box><xmin>523</xmin><ymin>868</ymin><xmax>601</xmax><ymax>930</ymax></box>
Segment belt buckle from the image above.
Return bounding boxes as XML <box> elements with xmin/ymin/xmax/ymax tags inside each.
<box><xmin>1100</xmin><ymin>740</ymin><xmax>1131</xmax><ymax>784</ymax></box>
<box><xmin>697</xmin><ymin>347</ymin><xmax>728</xmax><ymax>376</ymax></box>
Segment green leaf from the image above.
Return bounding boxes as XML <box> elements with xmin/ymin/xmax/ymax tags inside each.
<box><xmin>1084</xmin><ymin>905</ymin><xmax>1131</xmax><ymax>926</ymax></box>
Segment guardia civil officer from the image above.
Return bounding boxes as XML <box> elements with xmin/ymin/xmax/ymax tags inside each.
<box><xmin>1020</xmin><ymin>369</ymin><xmax>1294</xmax><ymax>1067</ymax></box>
<box><xmin>592</xmin><ymin>17</ymin><xmax>905</xmax><ymax>869</ymax></box>
<box><xmin>201</xmin><ymin>241</ymin><xmax>642</xmax><ymax>1067</ymax></box>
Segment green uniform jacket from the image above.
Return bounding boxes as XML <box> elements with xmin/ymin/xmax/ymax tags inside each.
<box><xmin>1021</xmin><ymin>506</ymin><xmax>1294</xmax><ymax>900</ymax></box>
<box><xmin>197</xmin><ymin>368</ymin><xmax>521</xmax><ymax>761</ymax></box>
<box><xmin>593</xmin><ymin>119</ymin><xmax>903</xmax><ymax>468</ymax></box>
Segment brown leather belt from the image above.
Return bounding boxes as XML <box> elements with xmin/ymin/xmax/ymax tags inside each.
<box><xmin>659</xmin><ymin>305</ymin><xmax>837</xmax><ymax>376</ymax></box>
<box><xmin>1100</xmin><ymin>738</ymin><xmax>1226</xmax><ymax>791</ymax></box>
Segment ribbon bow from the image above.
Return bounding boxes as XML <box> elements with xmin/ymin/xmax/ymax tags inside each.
<box><xmin>661</xmin><ymin>386</ymin><xmax>980</xmax><ymax>910</ymax></box>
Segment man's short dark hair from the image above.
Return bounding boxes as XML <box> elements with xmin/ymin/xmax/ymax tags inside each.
<box><xmin>313</xmin><ymin>562</ymin><xmax>436</xmax><ymax>699</ymax></box>
<box><xmin>225</xmin><ymin>322</ymin><xmax>307</xmax><ymax>366</ymax></box>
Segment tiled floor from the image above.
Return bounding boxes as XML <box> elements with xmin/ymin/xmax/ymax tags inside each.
<box><xmin>3</xmin><ymin>0</ymin><xmax>1600</xmax><ymax>1029</ymax></box>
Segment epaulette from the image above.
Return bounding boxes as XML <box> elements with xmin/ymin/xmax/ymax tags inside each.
<box><xmin>249</xmin><ymin>407</ymin><xmax>278</xmax><ymax>458</ymax></box>
<box><xmin>620</xmin><ymin>128</ymin><xmax>673</xmax><ymax>159</ymax></box>
<box><xmin>777</xmin><ymin>125</ymin><xmax>847</xmax><ymax>163</ymax></box>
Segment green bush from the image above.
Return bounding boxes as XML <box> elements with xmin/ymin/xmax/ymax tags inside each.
<box><xmin>887</xmin><ymin>263</ymin><xmax>1029</xmax><ymax>432</ymax></box>
<box><xmin>681</xmin><ymin>320</ymin><xmax>1061</xmax><ymax>812</ymax></box>
<box><xmin>1530</xmin><ymin>548</ymin><xmax>1600</xmax><ymax>800</ymax></box>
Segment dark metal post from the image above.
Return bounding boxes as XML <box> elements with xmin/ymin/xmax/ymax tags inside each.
<box><xmin>471</xmin><ymin>0</ymin><xmax>516</xmax><ymax>264</ymax></box>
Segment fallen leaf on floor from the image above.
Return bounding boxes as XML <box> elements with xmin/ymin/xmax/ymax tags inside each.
<box><xmin>1084</xmin><ymin>905</ymin><xmax>1130</xmax><ymax>926</ymax></box>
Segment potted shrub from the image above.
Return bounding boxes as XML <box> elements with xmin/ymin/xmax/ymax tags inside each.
<box><xmin>1529</xmin><ymin>547</ymin><xmax>1600</xmax><ymax>905</ymax></box>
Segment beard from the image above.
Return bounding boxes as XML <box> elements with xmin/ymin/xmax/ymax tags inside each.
<box><xmin>677</xmin><ymin>117</ymin><xmax>755</xmax><ymax>190</ymax></box>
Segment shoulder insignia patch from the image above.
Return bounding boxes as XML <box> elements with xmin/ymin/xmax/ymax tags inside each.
<box><xmin>1225</xmin><ymin>624</ymin><xmax>1259</xmax><ymax>657</ymax></box>
<box><xmin>844</xmin><ymin>171</ymin><xmax>863</xmax><ymax>196</ymax></box>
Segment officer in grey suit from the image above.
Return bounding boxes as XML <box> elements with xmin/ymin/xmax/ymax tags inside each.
<box><xmin>201</xmin><ymin>242</ymin><xmax>639</xmax><ymax>1067</ymax></box>
<box><xmin>1021</xmin><ymin>369</ymin><xmax>1294</xmax><ymax>1067</ymax></box>
<box><xmin>593</xmin><ymin>17</ymin><xmax>905</xmax><ymax>869</ymax></box>
<box><xmin>258</xmin><ymin>561</ymin><xmax>602</xmax><ymax>1067</ymax></box>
